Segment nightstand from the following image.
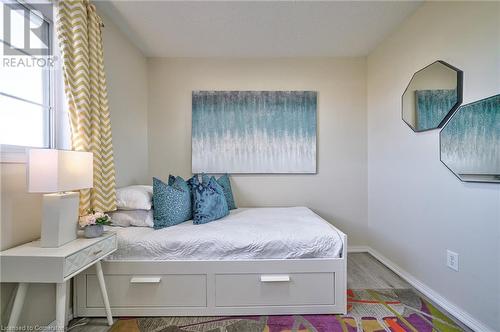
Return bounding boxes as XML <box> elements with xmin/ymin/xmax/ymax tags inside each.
<box><xmin>0</xmin><ymin>231</ymin><xmax>117</xmax><ymax>331</ymax></box>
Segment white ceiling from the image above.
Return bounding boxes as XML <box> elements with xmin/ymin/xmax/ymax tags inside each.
<box><xmin>96</xmin><ymin>0</ymin><xmax>422</xmax><ymax>58</ymax></box>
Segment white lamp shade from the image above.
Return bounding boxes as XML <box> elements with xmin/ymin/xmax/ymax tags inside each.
<box><xmin>28</xmin><ymin>149</ymin><xmax>93</xmax><ymax>193</ymax></box>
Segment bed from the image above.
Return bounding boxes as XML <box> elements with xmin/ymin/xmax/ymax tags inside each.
<box><xmin>74</xmin><ymin>207</ymin><xmax>347</xmax><ymax>317</ymax></box>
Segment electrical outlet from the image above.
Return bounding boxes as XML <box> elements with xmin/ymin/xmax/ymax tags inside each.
<box><xmin>447</xmin><ymin>250</ymin><xmax>459</xmax><ymax>271</ymax></box>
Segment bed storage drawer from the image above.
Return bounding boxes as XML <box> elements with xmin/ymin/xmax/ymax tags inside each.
<box><xmin>86</xmin><ymin>274</ymin><xmax>207</xmax><ymax>307</ymax></box>
<box><xmin>215</xmin><ymin>272</ymin><xmax>335</xmax><ymax>307</ymax></box>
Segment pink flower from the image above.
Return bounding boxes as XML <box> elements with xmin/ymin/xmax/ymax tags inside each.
<box><xmin>79</xmin><ymin>214</ymin><xmax>96</xmax><ymax>227</ymax></box>
<box><xmin>94</xmin><ymin>211</ymin><xmax>105</xmax><ymax>219</ymax></box>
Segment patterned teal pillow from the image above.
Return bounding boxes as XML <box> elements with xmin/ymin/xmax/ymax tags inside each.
<box><xmin>197</xmin><ymin>174</ymin><xmax>236</xmax><ymax>210</ymax></box>
<box><xmin>201</xmin><ymin>173</ymin><xmax>210</xmax><ymax>185</ymax></box>
<box><xmin>191</xmin><ymin>176</ymin><xmax>229</xmax><ymax>224</ymax></box>
<box><xmin>152</xmin><ymin>177</ymin><xmax>192</xmax><ymax>229</ymax></box>
<box><xmin>169</xmin><ymin>175</ymin><xmax>193</xmax><ymax>211</ymax></box>
<box><xmin>216</xmin><ymin>174</ymin><xmax>236</xmax><ymax>210</ymax></box>
<box><xmin>169</xmin><ymin>174</ymin><xmax>191</xmax><ymax>194</ymax></box>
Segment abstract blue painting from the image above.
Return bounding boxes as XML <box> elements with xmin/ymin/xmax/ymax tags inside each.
<box><xmin>192</xmin><ymin>91</ymin><xmax>317</xmax><ymax>173</ymax></box>
<box><xmin>440</xmin><ymin>94</ymin><xmax>499</xmax><ymax>182</ymax></box>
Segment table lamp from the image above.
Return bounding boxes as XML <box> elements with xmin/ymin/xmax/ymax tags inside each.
<box><xmin>28</xmin><ymin>149</ymin><xmax>93</xmax><ymax>247</ymax></box>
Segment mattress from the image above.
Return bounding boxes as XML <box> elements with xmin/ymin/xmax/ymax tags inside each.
<box><xmin>105</xmin><ymin>207</ymin><xmax>344</xmax><ymax>261</ymax></box>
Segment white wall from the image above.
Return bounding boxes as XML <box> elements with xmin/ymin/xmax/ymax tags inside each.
<box><xmin>147</xmin><ymin>58</ymin><xmax>368</xmax><ymax>245</ymax></box>
<box><xmin>0</xmin><ymin>164</ymin><xmax>55</xmax><ymax>327</ymax></box>
<box><xmin>0</xmin><ymin>11</ymin><xmax>148</xmax><ymax>328</ymax></box>
<box><xmin>367</xmin><ymin>2</ymin><xmax>500</xmax><ymax>330</ymax></box>
<box><xmin>101</xmin><ymin>13</ymin><xmax>149</xmax><ymax>187</ymax></box>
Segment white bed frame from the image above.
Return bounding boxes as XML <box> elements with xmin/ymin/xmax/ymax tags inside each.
<box><xmin>74</xmin><ymin>227</ymin><xmax>347</xmax><ymax>317</ymax></box>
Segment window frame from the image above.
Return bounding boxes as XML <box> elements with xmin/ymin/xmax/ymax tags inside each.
<box><xmin>0</xmin><ymin>0</ymin><xmax>58</xmax><ymax>163</ymax></box>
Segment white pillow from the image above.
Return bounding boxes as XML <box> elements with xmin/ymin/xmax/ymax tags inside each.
<box><xmin>116</xmin><ymin>185</ymin><xmax>152</xmax><ymax>210</ymax></box>
<box><xmin>109</xmin><ymin>209</ymin><xmax>154</xmax><ymax>228</ymax></box>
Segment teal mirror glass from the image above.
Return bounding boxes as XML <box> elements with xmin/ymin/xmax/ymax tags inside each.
<box><xmin>440</xmin><ymin>94</ymin><xmax>500</xmax><ymax>183</ymax></box>
<box><xmin>402</xmin><ymin>61</ymin><xmax>463</xmax><ymax>132</ymax></box>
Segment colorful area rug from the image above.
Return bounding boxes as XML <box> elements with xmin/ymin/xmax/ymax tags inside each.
<box><xmin>109</xmin><ymin>289</ymin><xmax>464</xmax><ymax>332</ymax></box>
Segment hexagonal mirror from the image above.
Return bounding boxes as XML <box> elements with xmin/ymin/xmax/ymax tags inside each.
<box><xmin>440</xmin><ymin>94</ymin><xmax>500</xmax><ymax>183</ymax></box>
<box><xmin>402</xmin><ymin>61</ymin><xmax>463</xmax><ymax>132</ymax></box>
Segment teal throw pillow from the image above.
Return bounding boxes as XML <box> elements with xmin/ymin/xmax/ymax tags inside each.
<box><xmin>153</xmin><ymin>177</ymin><xmax>192</xmax><ymax>229</ymax></box>
<box><xmin>197</xmin><ymin>174</ymin><xmax>236</xmax><ymax>210</ymax></box>
<box><xmin>216</xmin><ymin>174</ymin><xmax>236</xmax><ymax>210</ymax></box>
<box><xmin>191</xmin><ymin>175</ymin><xmax>229</xmax><ymax>224</ymax></box>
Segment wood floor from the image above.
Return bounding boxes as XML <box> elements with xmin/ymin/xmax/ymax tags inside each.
<box><xmin>68</xmin><ymin>253</ymin><xmax>470</xmax><ymax>331</ymax></box>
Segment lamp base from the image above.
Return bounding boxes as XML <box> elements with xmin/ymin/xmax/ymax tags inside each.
<box><xmin>41</xmin><ymin>192</ymin><xmax>79</xmax><ymax>248</ymax></box>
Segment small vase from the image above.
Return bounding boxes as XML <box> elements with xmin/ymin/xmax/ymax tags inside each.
<box><xmin>84</xmin><ymin>224</ymin><xmax>104</xmax><ymax>238</ymax></box>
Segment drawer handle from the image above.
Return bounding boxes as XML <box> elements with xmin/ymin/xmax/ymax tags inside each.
<box><xmin>130</xmin><ymin>277</ymin><xmax>162</xmax><ymax>284</ymax></box>
<box><xmin>260</xmin><ymin>275</ymin><xmax>290</xmax><ymax>282</ymax></box>
<box><xmin>92</xmin><ymin>249</ymin><xmax>103</xmax><ymax>255</ymax></box>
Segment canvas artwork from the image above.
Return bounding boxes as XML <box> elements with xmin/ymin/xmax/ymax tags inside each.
<box><xmin>192</xmin><ymin>91</ymin><xmax>317</xmax><ymax>173</ymax></box>
<box><xmin>440</xmin><ymin>94</ymin><xmax>499</xmax><ymax>182</ymax></box>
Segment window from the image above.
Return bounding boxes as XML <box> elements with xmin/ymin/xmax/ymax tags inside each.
<box><xmin>0</xmin><ymin>0</ymin><xmax>54</xmax><ymax>156</ymax></box>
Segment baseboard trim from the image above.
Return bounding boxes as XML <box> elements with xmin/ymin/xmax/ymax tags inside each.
<box><xmin>347</xmin><ymin>245</ymin><xmax>371</xmax><ymax>253</ymax></box>
<box><xmin>354</xmin><ymin>246</ymin><xmax>493</xmax><ymax>332</ymax></box>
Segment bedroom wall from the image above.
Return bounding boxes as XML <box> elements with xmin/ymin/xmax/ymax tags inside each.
<box><xmin>101</xmin><ymin>13</ymin><xmax>149</xmax><ymax>187</ymax></box>
<box><xmin>0</xmin><ymin>11</ymin><xmax>148</xmax><ymax>328</ymax></box>
<box><xmin>147</xmin><ymin>58</ymin><xmax>368</xmax><ymax>245</ymax></box>
<box><xmin>367</xmin><ymin>1</ymin><xmax>500</xmax><ymax>330</ymax></box>
<box><xmin>0</xmin><ymin>164</ymin><xmax>54</xmax><ymax>327</ymax></box>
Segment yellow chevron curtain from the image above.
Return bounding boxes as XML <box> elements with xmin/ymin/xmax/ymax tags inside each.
<box><xmin>56</xmin><ymin>0</ymin><xmax>116</xmax><ymax>213</ymax></box>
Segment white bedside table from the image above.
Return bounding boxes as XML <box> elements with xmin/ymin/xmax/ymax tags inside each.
<box><xmin>0</xmin><ymin>231</ymin><xmax>117</xmax><ymax>331</ymax></box>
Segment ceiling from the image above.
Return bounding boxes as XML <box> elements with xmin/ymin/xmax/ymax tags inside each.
<box><xmin>95</xmin><ymin>0</ymin><xmax>422</xmax><ymax>58</ymax></box>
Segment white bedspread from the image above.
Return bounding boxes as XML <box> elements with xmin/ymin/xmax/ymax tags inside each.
<box><xmin>105</xmin><ymin>207</ymin><xmax>344</xmax><ymax>261</ymax></box>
